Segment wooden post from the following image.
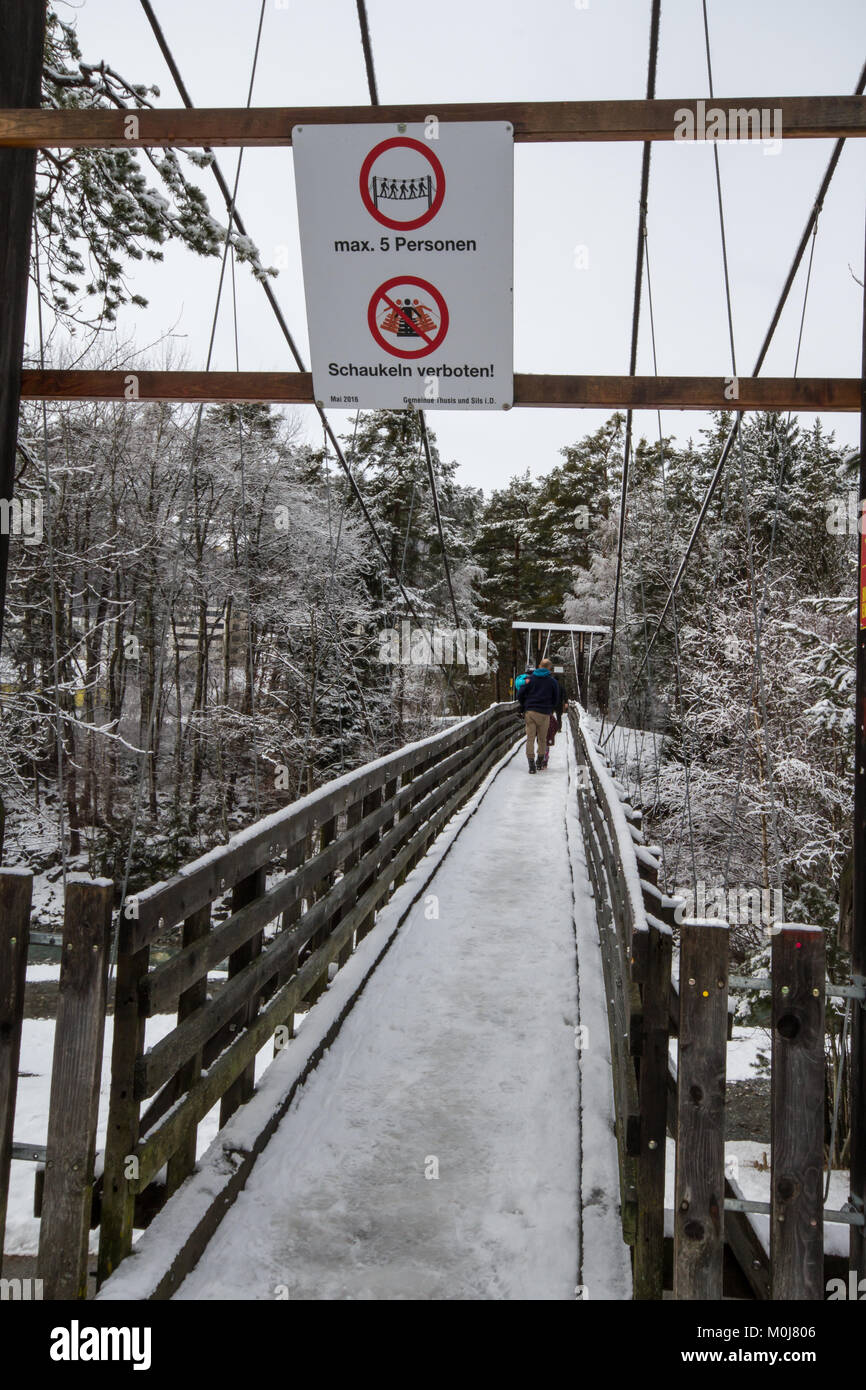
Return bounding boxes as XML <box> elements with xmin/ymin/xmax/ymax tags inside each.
<box><xmin>633</xmin><ymin>918</ymin><xmax>672</xmax><ymax>1299</ymax></box>
<box><xmin>770</xmin><ymin>925</ymin><xmax>825</xmax><ymax>1300</ymax></box>
<box><xmin>338</xmin><ymin>798</ymin><xmax>364</xmax><ymax>963</ymax></box>
<box><xmin>274</xmin><ymin>836</ymin><xmax>304</xmax><ymax>1048</ymax></box>
<box><xmin>0</xmin><ymin>2</ymin><xmax>46</xmax><ymax>657</ymax></box>
<box><xmin>356</xmin><ymin>787</ymin><xmax>384</xmax><ymax>940</ymax></box>
<box><xmin>38</xmin><ymin>877</ymin><xmax>112</xmax><ymax>1300</ymax></box>
<box><xmin>674</xmin><ymin>921</ymin><xmax>729</xmax><ymax>1299</ymax></box>
<box><xmin>219</xmin><ymin>866</ymin><xmax>266</xmax><ymax>1125</ymax></box>
<box><xmin>165</xmin><ymin>904</ymin><xmax>210</xmax><ymax>1197</ymax></box>
<box><xmin>303</xmin><ymin>816</ymin><xmax>338</xmax><ymax>1007</ymax></box>
<box><xmin>0</xmin><ymin>867</ymin><xmax>32</xmax><ymax>1270</ymax></box>
<box><xmin>850</xmin><ymin>199</ymin><xmax>866</xmax><ymax>1280</ymax></box>
<box><xmin>97</xmin><ymin>935</ymin><xmax>148</xmax><ymax>1287</ymax></box>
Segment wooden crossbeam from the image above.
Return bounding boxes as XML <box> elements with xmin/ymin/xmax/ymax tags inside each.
<box><xmin>1</xmin><ymin>97</ymin><xmax>864</xmax><ymax>147</ymax></box>
<box><xmin>18</xmin><ymin>370</ymin><xmax>861</xmax><ymax>411</ymax></box>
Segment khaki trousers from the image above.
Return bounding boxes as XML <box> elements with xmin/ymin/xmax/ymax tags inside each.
<box><xmin>525</xmin><ymin>710</ymin><xmax>550</xmax><ymax>761</ymax></box>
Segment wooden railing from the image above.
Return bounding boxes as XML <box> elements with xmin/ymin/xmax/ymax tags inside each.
<box><xmin>569</xmin><ymin>704</ymin><xmax>838</xmax><ymax>1301</ymax></box>
<box><xmin>0</xmin><ymin>702</ymin><xmax>519</xmax><ymax>1296</ymax></box>
<box><xmin>96</xmin><ymin>701</ymin><xmax>519</xmax><ymax>1286</ymax></box>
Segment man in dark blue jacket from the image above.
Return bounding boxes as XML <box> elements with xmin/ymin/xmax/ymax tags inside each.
<box><xmin>517</xmin><ymin>658</ymin><xmax>560</xmax><ymax>773</ymax></box>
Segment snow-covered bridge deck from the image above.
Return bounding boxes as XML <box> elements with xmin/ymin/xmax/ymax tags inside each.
<box><xmin>163</xmin><ymin>734</ymin><xmax>629</xmax><ymax>1301</ymax></box>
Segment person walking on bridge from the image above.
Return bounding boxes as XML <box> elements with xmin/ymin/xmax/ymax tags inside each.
<box><xmin>518</xmin><ymin>657</ymin><xmax>560</xmax><ymax>774</ymax></box>
<box><xmin>539</xmin><ymin>672</ymin><xmax>569</xmax><ymax>769</ymax></box>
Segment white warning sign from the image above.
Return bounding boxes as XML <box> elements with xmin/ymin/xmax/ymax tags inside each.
<box><xmin>292</xmin><ymin>122</ymin><xmax>513</xmax><ymax>410</ymax></box>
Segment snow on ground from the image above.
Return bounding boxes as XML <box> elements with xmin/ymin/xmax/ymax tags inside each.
<box><xmin>664</xmin><ymin>1139</ymin><xmax>851</xmax><ymax>1259</ymax></box>
<box><xmin>173</xmin><ymin>732</ymin><xmax>619</xmax><ymax>1301</ymax></box>
<box><xmin>5</xmin><ymin>1002</ymin><xmax>301</xmax><ymax>1257</ymax></box>
<box><xmin>669</xmin><ymin>1025</ymin><xmax>771</xmax><ymax>1083</ymax></box>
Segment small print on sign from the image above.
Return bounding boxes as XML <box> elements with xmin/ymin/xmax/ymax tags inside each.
<box><xmin>293</xmin><ymin>122</ymin><xmax>513</xmax><ymax>410</ymax></box>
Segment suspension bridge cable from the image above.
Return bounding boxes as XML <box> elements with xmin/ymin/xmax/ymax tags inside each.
<box><xmin>701</xmin><ymin>0</ymin><xmax>784</xmax><ymax>897</ymax></box>
<box><xmin>355</xmin><ymin>0</ymin><xmax>380</xmax><ymax>105</ymax></box>
<box><xmin>229</xmin><ymin>245</ymin><xmax>261</xmax><ymax>818</ymax></box>
<box><xmin>295</xmin><ymin>416</ymin><xmax>355</xmax><ymax>796</ymax></box>
<box><xmin>137</xmin><ymin>0</ymin><xmax>424</xmax><ymax>630</ymax></box>
<box><xmin>598</xmin><ymin>49</ymin><xmax>866</xmax><ymax>748</ymax></box>
<box><xmin>644</xmin><ymin>228</ymin><xmax>700</xmax><ymax>891</ymax></box>
<box><xmin>113</xmin><ymin>1</ymin><xmax>268</xmax><ymax>963</ymax></box>
<box><xmin>418</xmin><ymin>412</ymin><xmax>467</xmax><ymax>715</ymax></box>
<box><xmin>418</xmin><ymin>412</ymin><xmax>462</xmax><ymax>643</ymax></box>
<box><xmin>722</xmin><ymin>226</ymin><xmax>820</xmax><ymax>890</ymax></box>
<box><xmin>600</xmin><ymin>0</ymin><xmax>662</xmax><ymax>742</ymax></box>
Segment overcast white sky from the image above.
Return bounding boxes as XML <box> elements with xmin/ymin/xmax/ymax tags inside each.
<box><xmin>49</xmin><ymin>0</ymin><xmax>866</xmax><ymax>491</ymax></box>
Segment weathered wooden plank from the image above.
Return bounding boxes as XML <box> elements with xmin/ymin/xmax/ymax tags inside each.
<box><xmin>1</xmin><ymin>96</ymin><xmax>864</xmax><ymax>147</ymax></box>
<box><xmin>18</xmin><ymin>369</ymin><xmax>862</xmax><ymax>411</ymax></box>
<box><xmin>165</xmin><ymin>905</ymin><xmax>210</xmax><ymax>1197</ymax></box>
<box><xmin>724</xmin><ymin>1173</ymin><xmax>771</xmax><ymax>1300</ymax></box>
<box><xmin>673</xmin><ymin>922</ymin><xmax>729</xmax><ymax>1300</ymax></box>
<box><xmin>0</xmin><ymin>868</ymin><xmax>32</xmax><ymax>1271</ymax></box>
<box><xmin>634</xmin><ymin>919</ymin><xmax>673</xmax><ymax>1299</ymax></box>
<box><xmin>273</xmin><ymin>835</ymin><xmax>306</xmax><ymax>1048</ymax></box>
<box><xmin>38</xmin><ymin>878</ymin><xmax>112</xmax><ymax>1299</ymax></box>
<box><xmin>770</xmin><ymin>925</ymin><xmax>825</xmax><ymax>1300</ymax></box>
<box><xmin>218</xmin><ymin>868</ymin><xmax>267</xmax><ymax>1127</ymax></box>
<box><xmin>337</xmin><ymin>798</ymin><xmax>364</xmax><ymax>966</ymax></box>
<box><xmin>355</xmin><ymin>786</ymin><xmax>384</xmax><ymax>944</ymax></box>
<box><xmin>96</xmin><ymin>941</ymin><xmax>149</xmax><ymax>1287</ymax></box>
<box><xmin>302</xmin><ymin>817</ymin><xmax>337</xmax><ymax>1008</ymax></box>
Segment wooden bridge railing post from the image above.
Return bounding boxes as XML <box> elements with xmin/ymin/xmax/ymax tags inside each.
<box><xmin>633</xmin><ymin>915</ymin><xmax>672</xmax><ymax>1300</ymax></box>
<box><xmin>770</xmin><ymin>924</ymin><xmax>825</xmax><ymax>1300</ymax></box>
<box><xmin>220</xmin><ymin>867</ymin><xmax>267</xmax><ymax>1125</ymax></box>
<box><xmin>97</xmin><ymin>932</ymin><xmax>148</xmax><ymax>1287</ymax></box>
<box><xmin>673</xmin><ymin>920</ymin><xmax>729</xmax><ymax>1300</ymax></box>
<box><xmin>0</xmin><ymin>867</ymin><xmax>32</xmax><ymax>1271</ymax></box>
<box><xmin>303</xmin><ymin>816</ymin><xmax>337</xmax><ymax>1007</ymax></box>
<box><xmin>38</xmin><ymin>876</ymin><xmax>112</xmax><ymax>1299</ymax></box>
<box><xmin>274</xmin><ymin>833</ymin><xmax>308</xmax><ymax>1047</ymax></box>
<box><xmin>356</xmin><ymin>787</ymin><xmax>384</xmax><ymax>942</ymax></box>
<box><xmin>166</xmin><ymin>904</ymin><xmax>211</xmax><ymax>1197</ymax></box>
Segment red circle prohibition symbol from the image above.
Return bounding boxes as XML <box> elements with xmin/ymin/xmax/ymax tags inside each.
<box><xmin>359</xmin><ymin>137</ymin><xmax>446</xmax><ymax>230</ymax></box>
<box><xmin>368</xmin><ymin>276</ymin><xmax>449</xmax><ymax>359</ymax></box>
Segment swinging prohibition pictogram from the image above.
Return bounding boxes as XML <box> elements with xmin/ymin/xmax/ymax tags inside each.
<box><xmin>367</xmin><ymin>276</ymin><xmax>449</xmax><ymax>358</ymax></box>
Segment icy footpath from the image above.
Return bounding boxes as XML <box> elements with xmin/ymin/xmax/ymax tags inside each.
<box><xmin>174</xmin><ymin>730</ymin><xmax>628</xmax><ymax>1301</ymax></box>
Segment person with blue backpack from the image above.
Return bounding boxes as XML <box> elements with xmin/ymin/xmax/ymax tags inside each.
<box><xmin>514</xmin><ymin>663</ymin><xmax>534</xmax><ymax>698</ymax></box>
<box><xmin>517</xmin><ymin>657</ymin><xmax>561</xmax><ymax>774</ymax></box>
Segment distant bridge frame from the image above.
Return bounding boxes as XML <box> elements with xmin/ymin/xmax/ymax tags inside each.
<box><xmin>512</xmin><ymin>620</ymin><xmax>610</xmax><ymax>706</ymax></box>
